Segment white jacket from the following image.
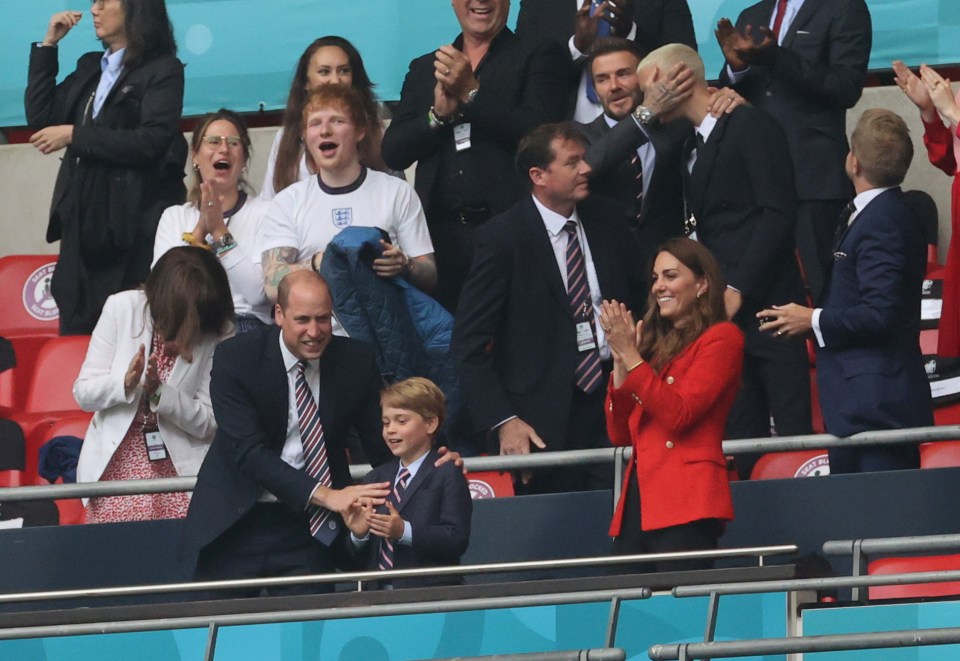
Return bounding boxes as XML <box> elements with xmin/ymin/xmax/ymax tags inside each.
<box><xmin>74</xmin><ymin>290</ymin><xmax>223</xmax><ymax>484</ymax></box>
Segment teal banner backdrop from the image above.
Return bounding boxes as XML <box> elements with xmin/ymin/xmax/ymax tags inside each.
<box><xmin>2</xmin><ymin>0</ymin><xmax>959</xmax><ymax>127</ymax></box>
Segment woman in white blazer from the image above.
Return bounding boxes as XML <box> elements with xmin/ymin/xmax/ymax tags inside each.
<box><xmin>74</xmin><ymin>247</ymin><xmax>234</xmax><ymax>522</ymax></box>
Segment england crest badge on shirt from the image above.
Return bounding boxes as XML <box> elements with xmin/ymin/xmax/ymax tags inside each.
<box><xmin>332</xmin><ymin>208</ymin><xmax>353</xmax><ymax>228</ymax></box>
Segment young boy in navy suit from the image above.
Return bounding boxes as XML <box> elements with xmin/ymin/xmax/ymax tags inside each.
<box><xmin>346</xmin><ymin>377</ymin><xmax>472</xmax><ymax>587</ymax></box>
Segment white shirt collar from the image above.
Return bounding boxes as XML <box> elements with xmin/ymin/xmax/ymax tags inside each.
<box><xmin>401</xmin><ymin>449</ymin><xmax>431</xmax><ymax>476</ymax></box>
<box><xmin>849</xmin><ymin>186</ymin><xmax>896</xmax><ymax>225</ymax></box>
<box><xmin>279</xmin><ymin>333</ymin><xmax>319</xmax><ymax>375</ymax></box>
<box><xmin>532</xmin><ymin>194</ymin><xmax>580</xmax><ymax>238</ymax></box>
<box><xmin>695</xmin><ymin>114</ymin><xmax>718</xmax><ymax>143</ymax></box>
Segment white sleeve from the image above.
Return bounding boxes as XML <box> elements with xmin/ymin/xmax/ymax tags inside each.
<box><xmin>73</xmin><ymin>295</ymin><xmax>138</xmax><ymax>412</ymax></box>
<box><xmin>811</xmin><ymin>308</ymin><xmax>826</xmax><ymax>348</ymax></box>
<box><xmin>259</xmin><ymin>129</ymin><xmax>284</xmax><ymax>201</ymax></box>
<box><xmin>152</xmin><ymin>205</ymin><xmax>191</xmax><ymax>268</ymax></box>
<box><xmin>256</xmin><ymin>188</ymin><xmax>303</xmax><ymax>257</ymax></box>
<box><xmin>393</xmin><ymin>182</ymin><xmax>434</xmax><ymax>258</ymax></box>
<box><xmin>152</xmin><ymin>342</ymin><xmax>216</xmax><ymax>440</ymax></box>
<box><xmin>219</xmin><ymin>206</ymin><xmax>269</xmax><ymax>309</ymax></box>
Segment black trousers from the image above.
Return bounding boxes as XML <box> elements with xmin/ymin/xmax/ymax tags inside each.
<box><xmin>193</xmin><ymin>503</ymin><xmax>338</xmax><ymax>598</ymax></box>
<box><xmin>611</xmin><ymin>471</ymin><xmax>722</xmax><ymax>574</ymax></box>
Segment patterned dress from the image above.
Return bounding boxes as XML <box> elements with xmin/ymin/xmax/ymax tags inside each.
<box><xmin>86</xmin><ymin>333</ymin><xmax>190</xmax><ymax>523</ymax></box>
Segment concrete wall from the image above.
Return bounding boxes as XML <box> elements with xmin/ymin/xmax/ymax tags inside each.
<box><xmin>2</xmin><ymin>85</ymin><xmax>956</xmax><ymax>260</ymax></box>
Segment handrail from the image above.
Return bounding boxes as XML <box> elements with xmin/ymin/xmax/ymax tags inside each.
<box><xmin>672</xmin><ymin>568</ymin><xmax>960</xmax><ymax>598</ymax></box>
<box><xmin>430</xmin><ymin>650</ymin><xmax>626</xmax><ymax>661</ymax></box>
<box><xmin>649</xmin><ymin>626</ymin><xmax>960</xmax><ymax>660</ymax></box>
<box><xmin>824</xmin><ymin>533</ymin><xmax>960</xmax><ymax>556</ymax></box>
<box><xmin>2</xmin><ymin>424</ymin><xmax>959</xmax><ymax>502</ymax></box>
<box><xmin>0</xmin><ymin>545</ymin><xmax>795</xmax><ymax>605</ymax></box>
<box><xmin>0</xmin><ymin>587</ymin><xmax>654</xmax><ymax>641</ymax></box>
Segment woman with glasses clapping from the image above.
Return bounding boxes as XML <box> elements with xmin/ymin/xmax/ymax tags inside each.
<box><xmin>153</xmin><ymin>110</ymin><xmax>272</xmax><ymax>333</ymax></box>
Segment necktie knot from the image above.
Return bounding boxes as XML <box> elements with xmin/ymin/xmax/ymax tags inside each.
<box><xmin>563</xmin><ymin>220</ymin><xmax>577</xmax><ymax>237</ymax></box>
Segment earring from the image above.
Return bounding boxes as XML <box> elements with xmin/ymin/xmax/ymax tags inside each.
<box><xmin>696</xmin><ymin>290</ymin><xmax>702</xmax><ymax>299</ymax></box>
<box><xmin>192</xmin><ymin>163</ymin><xmax>199</xmax><ymax>172</ymax></box>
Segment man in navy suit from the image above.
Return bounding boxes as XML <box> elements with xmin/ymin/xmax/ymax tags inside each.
<box><xmin>715</xmin><ymin>0</ymin><xmax>872</xmax><ymax>301</ymax></box>
<box><xmin>182</xmin><ymin>272</ymin><xmax>396</xmax><ymax>596</ymax></box>
<box><xmin>452</xmin><ymin>122</ymin><xmax>645</xmax><ymax>493</ymax></box>
<box><xmin>759</xmin><ymin>109</ymin><xmax>933</xmax><ymax>473</ymax></box>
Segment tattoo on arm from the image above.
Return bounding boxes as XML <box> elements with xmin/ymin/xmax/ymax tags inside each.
<box><xmin>262</xmin><ymin>246</ymin><xmax>312</xmax><ymax>302</ymax></box>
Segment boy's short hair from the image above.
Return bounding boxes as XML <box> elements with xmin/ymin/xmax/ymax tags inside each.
<box><xmin>850</xmin><ymin>108</ymin><xmax>913</xmax><ymax>188</ymax></box>
<box><xmin>381</xmin><ymin>377</ymin><xmax>446</xmax><ymax>429</ymax></box>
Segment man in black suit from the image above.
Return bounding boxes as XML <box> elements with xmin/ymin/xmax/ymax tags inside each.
<box><xmin>452</xmin><ymin>123</ymin><xmax>645</xmax><ymax>494</ymax></box>
<box><xmin>381</xmin><ymin>0</ymin><xmax>570</xmax><ymax>312</ymax></box>
<box><xmin>576</xmin><ymin>37</ymin><xmax>691</xmax><ymax>272</ymax></box>
<box><xmin>636</xmin><ymin>44</ymin><xmax>812</xmax><ymax>477</ymax></box>
<box><xmin>182</xmin><ymin>271</ymin><xmax>395</xmax><ymax>596</ymax></box>
<box><xmin>758</xmin><ymin>109</ymin><xmax>933</xmax><ymax>473</ymax></box>
<box><xmin>715</xmin><ymin>0</ymin><xmax>872</xmax><ymax>301</ymax></box>
<box><xmin>516</xmin><ymin>0</ymin><xmax>696</xmax><ymax>121</ymax></box>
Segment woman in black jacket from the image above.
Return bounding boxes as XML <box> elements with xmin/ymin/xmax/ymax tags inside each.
<box><xmin>25</xmin><ymin>0</ymin><xmax>187</xmax><ymax>334</ymax></box>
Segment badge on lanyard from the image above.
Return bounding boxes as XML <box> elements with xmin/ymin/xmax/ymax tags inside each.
<box><xmin>454</xmin><ymin>123</ymin><xmax>472</xmax><ymax>151</ymax></box>
<box><xmin>143</xmin><ymin>401</ymin><xmax>167</xmax><ymax>462</ymax></box>
<box><xmin>576</xmin><ymin>321</ymin><xmax>597</xmax><ymax>352</ymax></box>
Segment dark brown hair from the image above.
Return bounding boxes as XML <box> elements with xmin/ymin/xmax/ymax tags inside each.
<box><xmin>515</xmin><ymin>122</ymin><xmax>586</xmax><ymax>189</ymax></box>
<box><xmin>188</xmin><ymin>109</ymin><xmax>253</xmax><ymax>205</ymax></box>
<box><xmin>145</xmin><ymin>247</ymin><xmax>234</xmax><ymax>361</ymax></box>
<box><xmin>119</xmin><ymin>0</ymin><xmax>177</xmax><ymax>68</ymax></box>
<box><xmin>638</xmin><ymin>238</ymin><xmax>727</xmax><ymax>370</ymax></box>
<box><xmin>273</xmin><ymin>36</ymin><xmax>387</xmax><ymax>195</ymax></box>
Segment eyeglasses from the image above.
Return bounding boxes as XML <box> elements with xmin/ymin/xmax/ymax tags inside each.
<box><xmin>202</xmin><ymin>135</ymin><xmax>243</xmax><ymax>148</ymax></box>
<box><xmin>90</xmin><ymin>0</ymin><xmax>119</xmax><ymax>9</ymax></box>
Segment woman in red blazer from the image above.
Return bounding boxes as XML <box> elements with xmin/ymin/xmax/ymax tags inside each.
<box><xmin>599</xmin><ymin>238</ymin><xmax>744</xmax><ymax>572</ymax></box>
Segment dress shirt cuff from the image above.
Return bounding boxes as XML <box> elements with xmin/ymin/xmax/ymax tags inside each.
<box><xmin>492</xmin><ymin>415</ymin><xmax>518</xmax><ymax>431</ymax></box>
<box><xmin>726</xmin><ymin>64</ymin><xmax>750</xmax><ymax>83</ymax></box>
<box><xmin>350</xmin><ymin>531</ymin><xmax>370</xmax><ymax>547</ymax></box>
<box><xmin>811</xmin><ymin>308</ymin><xmax>826</xmax><ymax>348</ymax></box>
<box><xmin>400</xmin><ymin>521</ymin><xmax>413</xmax><ymax>546</ymax></box>
<box><xmin>306</xmin><ymin>483</ymin><xmax>323</xmax><ymax>511</ymax></box>
<box><xmin>568</xmin><ymin>35</ymin><xmax>585</xmax><ymax>62</ymax></box>
<box><xmin>726</xmin><ymin>284</ymin><xmax>742</xmax><ymax>294</ymax></box>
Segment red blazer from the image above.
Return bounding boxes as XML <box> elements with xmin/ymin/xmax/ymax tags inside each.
<box><xmin>606</xmin><ymin>322</ymin><xmax>744</xmax><ymax>535</ymax></box>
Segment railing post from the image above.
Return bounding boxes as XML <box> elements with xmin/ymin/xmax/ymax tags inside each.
<box><xmin>203</xmin><ymin>622</ymin><xmax>218</xmax><ymax>661</ymax></box>
<box><xmin>851</xmin><ymin>538</ymin><xmax>864</xmax><ymax>603</ymax></box>
<box><xmin>605</xmin><ymin>596</ymin><xmax>622</xmax><ymax>648</ymax></box>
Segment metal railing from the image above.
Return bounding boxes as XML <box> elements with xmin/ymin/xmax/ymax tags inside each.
<box><xmin>823</xmin><ymin>532</ymin><xmax>960</xmax><ymax>601</ymax></box>
<box><xmin>428</xmin><ymin>650</ymin><xmax>626</xmax><ymax>661</ymax></box>
<box><xmin>0</xmin><ymin>545</ymin><xmax>796</xmax><ymax>606</ymax></box>
<box><xmin>1</xmin><ymin>424</ymin><xmax>959</xmax><ymax>503</ymax></box>
<box><xmin>648</xmin><ymin>626</ymin><xmax>960</xmax><ymax>660</ymax></box>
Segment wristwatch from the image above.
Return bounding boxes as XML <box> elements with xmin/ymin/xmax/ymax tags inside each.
<box><xmin>633</xmin><ymin>105</ymin><xmax>655</xmax><ymax>126</ymax></box>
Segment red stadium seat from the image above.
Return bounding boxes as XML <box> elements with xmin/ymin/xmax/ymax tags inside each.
<box><xmin>868</xmin><ymin>554</ymin><xmax>960</xmax><ymax>600</ymax></box>
<box><xmin>920</xmin><ymin>441</ymin><xmax>960</xmax><ymax>468</ymax></box>
<box><xmin>9</xmin><ymin>336</ymin><xmax>91</xmax><ymax>482</ymax></box>
<box><xmin>467</xmin><ymin>470</ymin><xmax>514</xmax><ymax>498</ymax></box>
<box><xmin>750</xmin><ymin>449</ymin><xmax>830</xmax><ymax>480</ymax></box>
<box><xmin>0</xmin><ymin>255</ymin><xmax>61</xmax><ymax>416</ymax></box>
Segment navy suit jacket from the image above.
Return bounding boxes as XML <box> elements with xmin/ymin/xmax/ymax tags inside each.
<box><xmin>358</xmin><ymin>448</ymin><xmax>472</xmax><ymax>588</ymax></box>
<box><xmin>452</xmin><ymin>195</ymin><xmax>646</xmax><ymax>449</ymax></box>
<box><xmin>717</xmin><ymin>0</ymin><xmax>870</xmax><ymax>201</ymax></box>
<box><xmin>817</xmin><ymin>188</ymin><xmax>934</xmax><ymax>439</ymax></box>
<box><xmin>181</xmin><ymin>328</ymin><xmax>391</xmax><ymax>556</ymax></box>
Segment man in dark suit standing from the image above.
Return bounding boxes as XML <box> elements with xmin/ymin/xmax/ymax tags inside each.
<box><xmin>452</xmin><ymin>123</ymin><xmax>645</xmax><ymax>494</ymax></box>
<box><xmin>636</xmin><ymin>44</ymin><xmax>812</xmax><ymax>478</ymax></box>
<box><xmin>382</xmin><ymin>0</ymin><xmax>570</xmax><ymax>312</ymax></box>
<box><xmin>182</xmin><ymin>271</ymin><xmax>395</xmax><ymax>596</ymax></box>
<box><xmin>516</xmin><ymin>0</ymin><xmax>696</xmax><ymax>121</ymax></box>
<box><xmin>577</xmin><ymin>37</ymin><xmax>742</xmax><ymax>272</ymax></box>
<box><xmin>759</xmin><ymin>109</ymin><xmax>933</xmax><ymax>473</ymax></box>
<box><xmin>715</xmin><ymin>0</ymin><xmax>872</xmax><ymax>301</ymax></box>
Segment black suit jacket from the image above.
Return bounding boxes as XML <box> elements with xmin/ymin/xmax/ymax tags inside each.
<box><xmin>685</xmin><ymin>106</ymin><xmax>805</xmax><ymax>357</ymax></box>
<box><xmin>357</xmin><ymin>449</ymin><xmax>472</xmax><ymax>588</ymax></box>
<box><xmin>381</xmin><ymin>28</ymin><xmax>570</xmax><ymax>218</ymax></box>
<box><xmin>717</xmin><ymin>0</ymin><xmax>870</xmax><ymax>201</ymax></box>
<box><xmin>25</xmin><ymin>45</ymin><xmax>188</xmax><ymax>333</ymax></box>
<box><xmin>817</xmin><ymin>188</ymin><xmax>933</xmax><ymax>440</ymax></box>
<box><xmin>452</xmin><ymin>195</ymin><xmax>645</xmax><ymax>449</ymax></box>
<box><xmin>182</xmin><ymin>328</ymin><xmax>391</xmax><ymax>555</ymax></box>
<box><xmin>578</xmin><ymin>113</ymin><xmax>688</xmax><ymax>271</ymax></box>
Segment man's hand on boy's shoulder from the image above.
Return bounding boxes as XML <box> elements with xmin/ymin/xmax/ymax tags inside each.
<box><xmin>435</xmin><ymin>446</ymin><xmax>466</xmax><ymax>473</ymax></box>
